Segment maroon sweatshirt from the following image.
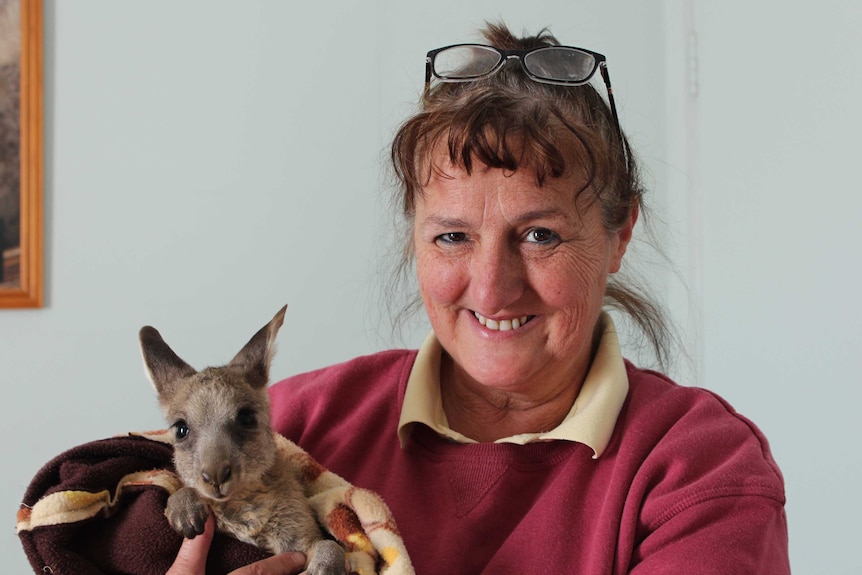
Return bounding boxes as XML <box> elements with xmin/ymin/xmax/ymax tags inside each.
<box><xmin>270</xmin><ymin>350</ymin><xmax>789</xmax><ymax>575</ymax></box>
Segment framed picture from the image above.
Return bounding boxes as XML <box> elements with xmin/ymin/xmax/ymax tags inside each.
<box><xmin>0</xmin><ymin>0</ymin><xmax>42</xmax><ymax>308</ymax></box>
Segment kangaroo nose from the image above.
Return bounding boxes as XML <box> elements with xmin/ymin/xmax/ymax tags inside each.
<box><xmin>201</xmin><ymin>464</ymin><xmax>232</xmax><ymax>487</ymax></box>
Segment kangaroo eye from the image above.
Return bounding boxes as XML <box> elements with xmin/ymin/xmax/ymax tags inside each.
<box><xmin>173</xmin><ymin>420</ymin><xmax>190</xmax><ymax>441</ymax></box>
<box><xmin>237</xmin><ymin>408</ymin><xmax>256</xmax><ymax>428</ymax></box>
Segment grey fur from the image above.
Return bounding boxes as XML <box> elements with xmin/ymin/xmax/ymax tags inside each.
<box><xmin>139</xmin><ymin>306</ymin><xmax>345</xmax><ymax>575</ymax></box>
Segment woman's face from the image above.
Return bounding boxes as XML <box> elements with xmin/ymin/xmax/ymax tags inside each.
<box><xmin>413</xmin><ymin>156</ymin><xmax>635</xmax><ymax>398</ymax></box>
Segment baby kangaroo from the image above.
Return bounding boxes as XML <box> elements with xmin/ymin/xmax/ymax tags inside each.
<box><xmin>139</xmin><ymin>305</ymin><xmax>345</xmax><ymax>575</ymax></box>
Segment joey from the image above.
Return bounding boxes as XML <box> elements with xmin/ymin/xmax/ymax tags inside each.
<box><xmin>139</xmin><ymin>306</ymin><xmax>345</xmax><ymax>575</ymax></box>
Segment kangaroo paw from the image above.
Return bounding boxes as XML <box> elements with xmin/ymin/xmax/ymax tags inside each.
<box><xmin>165</xmin><ymin>486</ymin><xmax>210</xmax><ymax>539</ymax></box>
<box><xmin>306</xmin><ymin>539</ymin><xmax>347</xmax><ymax>575</ymax></box>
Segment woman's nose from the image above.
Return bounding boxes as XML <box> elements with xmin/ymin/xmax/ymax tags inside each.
<box><xmin>468</xmin><ymin>240</ymin><xmax>526</xmax><ymax>314</ymax></box>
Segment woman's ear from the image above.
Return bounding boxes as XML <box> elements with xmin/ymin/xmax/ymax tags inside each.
<box><xmin>609</xmin><ymin>203</ymin><xmax>639</xmax><ymax>274</ymax></box>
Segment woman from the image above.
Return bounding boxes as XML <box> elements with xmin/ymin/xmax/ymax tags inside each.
<box><xmin>171</xmin><ymin>22</ymin><xmax>789</xmax><ymax>575</ymax></box>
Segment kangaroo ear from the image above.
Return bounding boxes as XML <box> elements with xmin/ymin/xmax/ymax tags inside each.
<box><xmin>228</xmin><ymin>305</ymin><xmax>287</xmax><ymax>389</ymax></box>
<box><xmin>140</xmin><ymin>326</ymin><xmax>197</xmax><ymax>402</ymax></box>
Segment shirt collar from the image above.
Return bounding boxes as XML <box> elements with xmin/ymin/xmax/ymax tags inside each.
<box><xmin>397</xmin><ymin>312</ymin><xmax>629</xmax><ymax>458</ymax></box>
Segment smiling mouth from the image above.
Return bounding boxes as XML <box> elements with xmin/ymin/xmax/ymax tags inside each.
<box><xmin>473</xmin><ymin>312</ymin><xmax>534</xmax><ymax>331</ymax></box>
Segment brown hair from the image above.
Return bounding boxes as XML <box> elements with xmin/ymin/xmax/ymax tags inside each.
<box><xmin>388</xmin><ymin>22</ymin><xmax>672</xmax><ymax>368</ymax></box>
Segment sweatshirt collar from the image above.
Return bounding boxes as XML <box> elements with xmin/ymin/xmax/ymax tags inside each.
<box><xmin>397</xmin><ymin>312</ymin><xmax>629</xmax><ymax>458</ymax></box>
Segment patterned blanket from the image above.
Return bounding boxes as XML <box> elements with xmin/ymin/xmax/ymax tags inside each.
<box><xmin>17</xmin><ymin>430</ymin><xmax>413</xmax><ymax>575</ymax></box>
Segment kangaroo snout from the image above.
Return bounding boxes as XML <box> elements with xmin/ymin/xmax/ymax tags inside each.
<box><xmin>201</xmin><ymin>463</ymin><xmax>232</xmax><ymax>487</ymax></box>
<box><xmin>190</xmin><ymin>437</ymin><xmax>243</xmax><ymax>499</ymax></box>
<box><xmin>200</xmin><ymin>461</ymin><xmax>233</xmax><ymax>496</ymax></box>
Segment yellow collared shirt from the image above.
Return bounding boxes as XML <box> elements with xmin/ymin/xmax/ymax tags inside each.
<box><xmin>397</xmin><ymin>313</ymin><xmax>629</xmax><ymax>458</ymax></box>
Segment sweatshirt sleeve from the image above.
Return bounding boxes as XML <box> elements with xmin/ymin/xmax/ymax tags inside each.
<box><xmin>621</xmin><ymin>375</ymin><xmax>790</xmax><ymax>574</ymax></box>
<box><xmin>629</xmin><ymin>491</ymin><xmax>789</xmax><ymax>574</ymax></box>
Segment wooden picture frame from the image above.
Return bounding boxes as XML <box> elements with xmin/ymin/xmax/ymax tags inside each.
<box><xmin>0</xmin><ymin>0</ymin><xmax>42</xmax><ymax>308</ymax></box>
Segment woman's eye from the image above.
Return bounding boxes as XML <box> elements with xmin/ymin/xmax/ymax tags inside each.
<box><xmin>174</xmin><ymin>420</ymin><xmax>190</xmax><ymax>441</ymax></box>
<box><xmin>436</xmin><ymin>232</ymin><xmax>467</xmax><ymax>244</ymax></box>
<box><xmin>526</xmin><ymin>228</ymin><xmax>559</xmax><ymax>244</ymax></box>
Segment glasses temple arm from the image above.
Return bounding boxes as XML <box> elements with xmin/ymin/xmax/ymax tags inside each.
<box><xmin>423</xmin><ymin>58</ymin><xmax>433</xmax><ymax>98</ymax></box>
<box><xmin>599</xmin><ymin>63</ymin><xmax>632</xmax><ymax>172</ymax></box>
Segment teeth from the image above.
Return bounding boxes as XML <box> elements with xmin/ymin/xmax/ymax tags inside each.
<box><xmin>474</xmin><ymin>312</ymin><xmax>530</xmax><ymax>331</ymax></box>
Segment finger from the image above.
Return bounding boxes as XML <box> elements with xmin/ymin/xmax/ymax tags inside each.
<box><xmin>229</xmin><ymin>551</ymin><xmax>307</xmax><ymax>575</ymax></box>
<box><xmin>167</xmin><ymin>514</ymin><xmax>216</xmax><ymax>575</ymax></box>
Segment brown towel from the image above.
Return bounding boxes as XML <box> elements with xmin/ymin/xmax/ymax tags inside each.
<box><xmin>17</xmin><ymin>430</ymin><xmax>413</xmax><ymax>575</ymax></box>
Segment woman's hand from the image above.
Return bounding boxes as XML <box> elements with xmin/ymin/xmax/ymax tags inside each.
<box><xmin>166</xmin><ymin>514</ymin><xmax>215</xmax><ymax>575</ymax></box>
<box><xmin>166</xmin><ymin>515</ymin><xmax>308</xmax><ymax>575</ymax></box>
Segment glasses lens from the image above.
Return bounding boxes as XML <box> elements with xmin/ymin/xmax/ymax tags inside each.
<box><xmin>523</xmin><ymin>47</ymin><xmax>597</xmax><ymax>84</ymax></box>
<box><xmin>433</xmin><ymin>45</ymin><xmax>502</xmax><ymax>79</ymax></box>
